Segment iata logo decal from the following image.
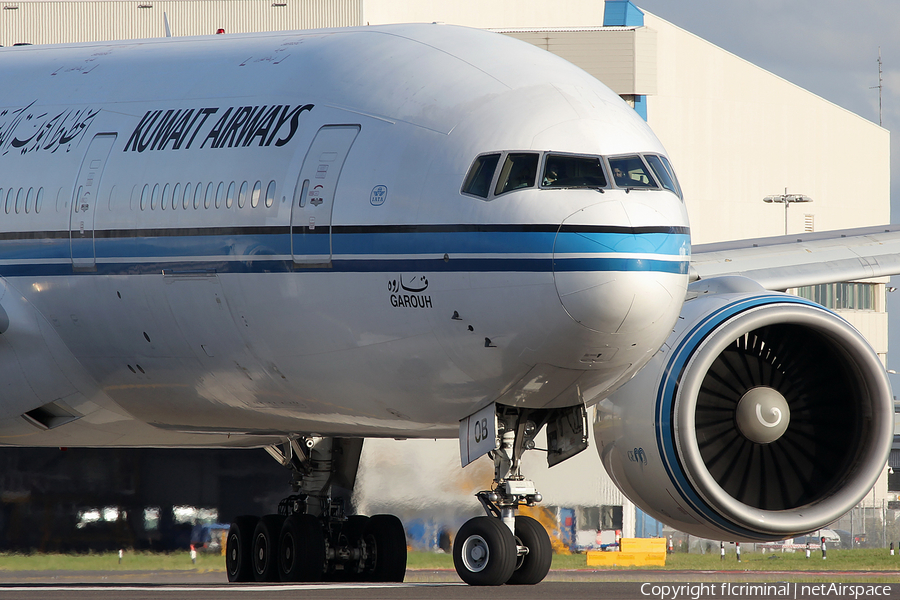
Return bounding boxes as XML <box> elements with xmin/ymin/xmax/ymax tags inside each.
<box><xmin>124</xmin><ymin>103</ymin><xmax>314</xmax><ymax>152</ymax></box>
<box><xmin>370</xmin><ymin>185</ymin><xmax>387</xmax><ymax>206</ymax></box>
<box><xmin>388</xmin><ymin>275</ymin><xmax>433</xmax><ymax>309</ymax></box>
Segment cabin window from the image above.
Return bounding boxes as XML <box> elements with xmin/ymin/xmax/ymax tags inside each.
<box><xmin>215</xmin><ymin>182</ymin><xmax>225</xmax><ymax>209</ymax></box>
<box><xmin>251</xmin><ymin>181</ymin><xmax>262</xmax><ymax>208</ymax></box>
<box><xmin>140</xmin><ymin>184</ymin><xmax>150</xmax><ymax>210</ymax></box>
<box><xmin>0</xmin><ymin>189</ymin><xmax>3</xmax><ymax>213</ymax></box>
<box><xmin>205</xmin><ymin>183</ymin><xmax>214</xmax><ymax>209</ymax></box>
<box><xmin>161</xmin><ymin>184</ymin><xmax>171</xmax><ymax>210</ymax></box>
<box><xmin>542</xmin><ymin>154</ymin><xmax>608</xmax><ymax>189</ymax></box>
<box><xmin>461</xmin><ymin>153</ymin><xmax>501</xmax><ymax>198</ymax></box>
<box><xmin>172</xmin><ymin>183</ymin><xmax>181</xmax><ymax>210</ymax></box>
<box><xmin>4</xmin><ymin>188</ymin><xmax>12</xmax><ymax>214</ymax></box>
<box><xmin>226</xmin><ymin>181</ymin><xmax>235</xmax><ymax>208</ymax></box>
<box><xmin>182</xmin><ymin>183</ymin><xmax>192</xmax><ymax>210</ymax></box>
<box><xmin>238</xmin><ymin>181</ymin><xmax>248</xmax><ymax>208</ymax></box>
<box><xmin>194</xmin><ymin>183</ymin><xmax>203</xmax><ymax>209</ymax></box>
<box><xmin>25</xmin><ymin>187</ymin><xmax>34</xmax><ymax>214</ymax></box>
<box><xmin>608</xmin><ymin>155</ymin><xmax>658</xmax><ymax>189</ymax></box>
<box><xmin>495</xmin><ymin>153</ymin><xmax>538</xmax><ymax>196</ymax></box>
<box><xmin>151</xmin><ymin>184</ymin><xmax>160</xmax><ymax>210</ymax></box>
<box><xmin>645</xmin><ymin>154</ymin><xmax>681</xmax><ymax>198</ymax></box>
<box><xmin>265</xmin><ymin>181</ymin><xmax>276</xmax><ymax>208</ymax></box>
<box><xmin>15</xmin><ymin>188</ymin><xmax>24</xmax><ymax>214</ymax></box>
<box><xmin>35</xmin><ymin>187</ymin><xmax>43</xmax><ymax>213</ymax></box>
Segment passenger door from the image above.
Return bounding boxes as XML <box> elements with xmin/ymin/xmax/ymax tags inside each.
<box><xmin>290</xmin><ymin>125</ymin><xmax>360</xmax><ymax>265</ymax></box>
<box><xmin>70</xmin><ymin>133</ymin><xmax>117</xmax><ymax>270</ymax></box>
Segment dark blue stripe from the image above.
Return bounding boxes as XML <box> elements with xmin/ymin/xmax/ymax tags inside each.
<box><xmin>654</xmin><ymin>294</ymin><xmax>824</xmax><ymax>539</ymax></box>
<box><xmin>0</xmin><ymin>256</ymin><xmax>690</xmax><ymax>277</ymax></box>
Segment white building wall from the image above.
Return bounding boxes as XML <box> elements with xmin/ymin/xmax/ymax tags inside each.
<box><xmin>360</xmin><ymin>0</ymin><xmax>604</xmax><ymax>30</ymax></box>
<box><xmin>642</xmin><ymin>12</ymin><xmax>890</xmax><ymax>245</ymax></box>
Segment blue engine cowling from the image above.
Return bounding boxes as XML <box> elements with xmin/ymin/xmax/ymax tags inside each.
<box><xmin>593</xmin><ymin>277</ymin><xmax>893</xmax><ymax>541</ymax></box>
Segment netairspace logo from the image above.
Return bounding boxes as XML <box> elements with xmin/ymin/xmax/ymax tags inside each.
<box><xmin>640</xmin><ymin>582</ymin><xmax>893</xmax><ymax>600</ymax></box>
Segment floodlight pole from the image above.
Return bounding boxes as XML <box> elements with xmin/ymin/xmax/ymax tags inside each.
<box><xmin>763</xmin><ymin>188</ymin><xmax>813</xmax><ymax>235</ymax></box>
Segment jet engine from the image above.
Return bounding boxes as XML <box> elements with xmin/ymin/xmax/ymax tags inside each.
<box><xmin>593</xmin><ymin>277</ymin><xmax>893</xmax><ymax>540</ymax></box>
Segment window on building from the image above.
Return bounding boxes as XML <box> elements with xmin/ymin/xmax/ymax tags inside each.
<box><xmin>795</xmin><ymin>282</ymin><xmax>877</xmax><ymax>311</ymax></box>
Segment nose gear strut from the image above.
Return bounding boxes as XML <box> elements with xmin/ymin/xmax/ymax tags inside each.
<box><xmin>454</xmin><ymin>405</ymin><xmax>586</xmax><ymax>585</ymax></box>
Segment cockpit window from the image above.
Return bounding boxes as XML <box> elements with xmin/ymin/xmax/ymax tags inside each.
<box><xmin>461</xmin><ymin>153</ymin><xmax>501</xmax><ymax>198</ymax></box>
<box><xmin>495</xmin><ymin>153</ymin><xmax>538</xmax><ymax>196</ymax></box>
<box><xmin>645</xmin><ymin>154</ymin><xmax>682</xmax><ymax>199</ymax></box>
<box><xmin>608</xmin><ymin>155</ymin><xmax>658</xmax><ymax>189</ymax></box>
<box><xmin>542</xmin><ymin>154</ymin><xmax>607</xmax><ymax>189</ymax></box>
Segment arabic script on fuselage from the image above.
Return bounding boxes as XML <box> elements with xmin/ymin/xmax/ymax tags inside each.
<box><xmin>0</xmin><ymin>101</ymin><xmax>99</xmax><ymax>156</ymax></box>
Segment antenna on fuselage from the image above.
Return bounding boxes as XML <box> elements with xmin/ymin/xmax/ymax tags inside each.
<box><xmin>164</xmin><ymin>12</ymin><xmax>172</xmax><ymax>37</ymax></box>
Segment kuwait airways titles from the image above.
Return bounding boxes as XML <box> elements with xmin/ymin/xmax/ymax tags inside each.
<box><xmin>123</xmin><ymin>103</ymin><xmax>315</xmax><ymax>152</ymax></box>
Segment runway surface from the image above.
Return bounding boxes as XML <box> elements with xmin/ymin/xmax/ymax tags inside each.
<box><xmin>0</xmin><ymin>570</ymin><xmax>899</xmax><ymax>600</ymax></box>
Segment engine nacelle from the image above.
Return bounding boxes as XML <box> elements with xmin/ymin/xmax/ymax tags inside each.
<box><xmin>594</xmin><ymin>277</ymin><xmax>893</xmax><ymax>541</ymax></box>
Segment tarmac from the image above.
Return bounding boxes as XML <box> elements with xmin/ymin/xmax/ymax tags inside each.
<box><xmin>0</xmin><ymin>569</ymin><xmax>898</xmax><ymax>600</ymax></box>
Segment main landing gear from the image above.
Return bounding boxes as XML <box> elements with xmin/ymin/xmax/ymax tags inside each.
<box><xmin>226</xmin><ymin>436</ymin><xmax>407</xmax><ymax>583</ymax></box>
<box><xmin>453</xmin><ymin>405</ymin><xmax>588</xmax><ymax>586</ymax></box>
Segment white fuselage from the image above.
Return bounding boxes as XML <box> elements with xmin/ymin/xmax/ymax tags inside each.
<box><xmin>0</xmin><ymin>24</ymin><xmax>689</xmax><ymax>447</ymax></box>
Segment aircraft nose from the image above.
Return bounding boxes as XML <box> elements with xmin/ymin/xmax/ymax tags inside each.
<box><xmin>553</xmin><ymin>205</ymin><xmax>689</xmax><ymax>335</ymax></box>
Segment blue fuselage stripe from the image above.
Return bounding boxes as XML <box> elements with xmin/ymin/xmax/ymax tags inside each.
<box><xmin>0</xmin><ymin>226</ymin><xmax>691</xmax><ymax>276</ymax></box>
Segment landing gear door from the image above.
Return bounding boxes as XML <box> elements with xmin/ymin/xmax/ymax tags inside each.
<box><xmin>546</xmin><ymin>404</ymin><xmax>588</xmax><ymax>467</ymax></box>
<box><xmin>290</xmin><ymin>125</ymin><xmax>360</xmax><ymax>265</ymax></box>
<box><xmin>459</xmin><ymin>403</ymin><xmax>498</xmax><ymax>468</ymax></box>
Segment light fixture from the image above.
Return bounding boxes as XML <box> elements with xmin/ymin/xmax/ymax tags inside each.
<box><xmin>763</xmin><ymin>188</ymin><xmax>813</xmax><ymax>234</ymax></box>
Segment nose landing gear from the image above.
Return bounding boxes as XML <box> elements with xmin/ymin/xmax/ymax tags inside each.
<box><xmin>454</xmin><ymin>406</ymin><xmax>578</xmax><ymax>586</ymax></box>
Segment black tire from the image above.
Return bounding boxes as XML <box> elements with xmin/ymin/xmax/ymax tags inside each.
<box><xmin>362</xmin><ymin>514</ymin><xmax>407</xmax><ymax>582</ymax></box>
<box><xmin>252</xmin><ymin>514</ymin><xmax>285</xmax><ymax>582</ymax></box>
<box><xmin>278</xmin><ymin>513</ymin><xmax>325</xmax><ymax>582</ymax></box>
<box><xmin>507</xmin><ymin>515</ymin><xmax>552</xmax><ymax>585</ymax></box>
<box><xmin>453</xmin><ymin>516</ymin><xmax>516</xmax><ymax>586</ymax></box>
<box><xmin>226</xmin><ymin>515</ymin><xmax>258</xmax><ymax>582</ymax></box>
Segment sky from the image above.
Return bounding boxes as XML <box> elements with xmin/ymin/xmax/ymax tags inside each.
<box><xmin>633</xmin><ymin>1</ymin><xmax>900</xmax><ymax>393</ymax></box>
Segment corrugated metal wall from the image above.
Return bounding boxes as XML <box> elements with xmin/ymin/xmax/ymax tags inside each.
<box><xmin>0</xmin><ymin>0</ymin><xmax>362</xmax><ymax>46</ymax></box>
<box><xmin>502</xmin><ymin>28</ymin><xmax>657</xmax><ymax>96</ymax></box>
